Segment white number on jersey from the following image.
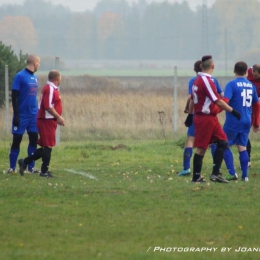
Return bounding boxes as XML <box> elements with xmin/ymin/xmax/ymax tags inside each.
<box><xmin>192</xmin><ymin>85</ymin><xmax>198</xmax><ymax>104</ymax></box>
<box><xmin>241</xmin><ymin>89</ymin><xmax>252</xmax><ymax>107</ymax></box>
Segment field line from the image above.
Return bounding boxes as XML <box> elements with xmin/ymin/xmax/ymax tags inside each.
<box><xmin>65</xmin><ymin>169</ymin><xmax>98</xmax><ymax>180</ymax></box>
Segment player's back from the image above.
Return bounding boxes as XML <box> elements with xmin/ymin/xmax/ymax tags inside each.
<box><xmin>224</xmin><ymin>77</ymin><xmax>258</xmax><ymax>131</ymax></box>
<box><xmin>192</xmin><ymin>73</ymin><xmax>220</xmax><ymax>116</ymax></box>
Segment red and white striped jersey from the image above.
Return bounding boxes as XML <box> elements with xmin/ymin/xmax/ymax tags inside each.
<box><xmin>37</xmin><ymin>81</ymin><xmax>62</xmax><ymax>119</ymax></box>
<box><xmin>191</xmin><ymin>72</ymin><xmax>221</xmax><ymax>116</ymax></box>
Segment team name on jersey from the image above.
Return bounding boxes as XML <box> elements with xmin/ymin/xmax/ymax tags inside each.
<box><xmin>237</xmin><ymin>82</ymin><xmax>252</xmax><ymax>88</ymax></box>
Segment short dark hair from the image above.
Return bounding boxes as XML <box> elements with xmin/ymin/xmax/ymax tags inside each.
<box><xmin>234</xmin><ymin>61</ymin><xmax>247</xmax><ymax>76</ymax></box>
<box><xmin>201</xmin><ymin>55</ymin><xmax>213</xmax><ymax>70</ymax></box>
<box><xmin>194</xmin><ymin>60</ymin><xmax>202</xmax><ymax>73</ymax></box>
<box><xmin>201</xmin><ymin>55</ymin><xmax>212</xmax><ymax>62</ymax></box>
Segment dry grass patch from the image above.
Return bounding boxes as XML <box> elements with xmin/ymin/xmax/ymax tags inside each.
<box><xmin>62</xmin><ymin>90</ymin><xmax>187</xmax><ymax>140</ymax></box>
<box><xmin>0</xmin><ymin>75</ymin><xmax>190</xmax><ymax>140</ymax></box>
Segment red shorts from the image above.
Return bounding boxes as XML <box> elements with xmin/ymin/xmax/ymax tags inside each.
<box><xmin>37</xmin><ymin>119</ymin><xmax>57</xmax><ymax>147</ymax></box>
<box><xmin>194</xmin><ymin>114</ymin><xmax>227</xmax><ymax>150</ymax></box>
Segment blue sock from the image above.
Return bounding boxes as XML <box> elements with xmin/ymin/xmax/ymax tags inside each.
<box><xmin>9</xmin><ymin>148</ymin><xmax>19</xmax><ymax>169</ymax></box>
<box><xmin>27</xmin><ymin>145</ymin><xmax>37</xmax><ymax>171</ymax></box>
<box><xmin>240</xmin><ymin>150</ymin><xmax>249</xmax><ymax>179</ymax></box>
<box><xmin>210</xmin><ymin>143</ymin><xmax>216</xmax><ymax>158</ymax></box>
<box><xmin>183</xmin><ymin>147</ymin><xmax>192</xmax><ymax>170</ymax></box>
<box><xmin>223</xmin><ymin>147</ymin><xmax>236</xmax><ymax>175</ymax></box>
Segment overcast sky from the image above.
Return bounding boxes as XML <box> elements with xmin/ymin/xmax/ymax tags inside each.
<box><xmin>0</xmin><ymin>0</ymin><xmax>216</xmax><ymax>12</ymax></box>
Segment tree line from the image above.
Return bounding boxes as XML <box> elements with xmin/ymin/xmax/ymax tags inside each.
<box><xmin>0</xmin><ymin>0</ymin><xmax>259</xmax><ymax>62</ymax></box>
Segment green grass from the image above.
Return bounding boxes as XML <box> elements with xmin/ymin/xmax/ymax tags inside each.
<box><xmin>1</xmin><ymin>139</ymin><xmax>260</xmax><ymax>260</ymax></box>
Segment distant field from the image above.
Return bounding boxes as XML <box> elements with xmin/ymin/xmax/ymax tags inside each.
<box><xmin>37</xmin><ymin>69</ymin><xmax>234</xmax><ymax>77</ymax></box>
<box><xmin>1</xmin><ymin>74</ymin><xmax>233</xmax><ymax>142</ymax></box>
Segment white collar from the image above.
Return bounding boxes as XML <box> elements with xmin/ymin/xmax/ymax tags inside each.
<box><xmin>47</xmin><ymin>81</ymin><xmax>58</xmax><ymax>90</ymax></box>
<box><xmin>198</xmin><ymin>72</ymin><xmax>212</xmax><ymax>77</ymax></box>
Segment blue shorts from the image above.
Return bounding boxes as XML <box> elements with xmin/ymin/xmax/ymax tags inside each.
<box><xmin>12</xmin><ymin>114</ymin><xmax>38</xmax><ymax>135</ymax></box>
<box><xmin>223</xmin><ymin>127</ymin><xmax>249</xmax><ymax>147</ymax></box>
<box><xmin>187</xmin><ymin>122</ymin><xmax>195</xmax><ymax>137</ymax></box>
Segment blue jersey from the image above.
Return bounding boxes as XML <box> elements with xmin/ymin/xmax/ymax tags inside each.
<box><xmin>12</xmin><ymin>68</ymin><xmax>39</xmax><ymax>116</ymax></box>
<box><xmin>188</xmin><ymin>76</ymin><xmax>223</xmax><ymax>95</ymax></box>
<box><xmin>223</xmin><ymin>77</ymin><xmax>258</xmax><ymax>132</ymax></box>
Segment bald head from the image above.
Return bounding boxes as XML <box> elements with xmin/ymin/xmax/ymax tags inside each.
<box><xmin>48</xmin><ymin>70</ymin><xmax>61</xmax><ymax>86</ymax></box>
<box><xmin>252</xmin><ymin>64</ymin><xmax>260</xmax><ymax>79</ymax></box>
<box><xmin>26</xmin><ymin>54</ymin><xmax>40</xmax><ymax>72</ymax></box>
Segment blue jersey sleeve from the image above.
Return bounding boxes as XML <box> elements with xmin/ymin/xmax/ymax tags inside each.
<box><xmin>12</xmin><ymin>74</ymin><xmax>22</xmax><ymax>91</ymax></box>
<box><xmin>211</xmin><ymin>77</ymin><xmax>223</xmax><ymax>94</ymax></box>
<box><xmin>188</xmin><ymin>76</ymin><xmax>196</xmax><ymax>95</ymax></box>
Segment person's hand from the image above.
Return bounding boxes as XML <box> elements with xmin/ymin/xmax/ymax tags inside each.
<box><xmin>252</xmin><ymin>126</ymin><xmax>259</xmax><ymax>133</ymax></box>
<box><xmin>184</xmin><ymin>114</ymin><xmax>193</xmax><ymax>127</ymax></box>
<box><xmin>57</xmin><ymin>116</ymin><xmax>65</xmax><ymax>126</ymax></box>
<box><xmin>231</xmin><ymin>109</ymin><xmax>241</xmax><ymax>120</ymax></box>
<box><xmin>184</xmin><ymin>107</ymin><xmax>189</xmax><ymax>114</ymax></box>
<box><xmin>13</xmin><ymin>114</ymin><xmax>20</xmax><ymax>127</ymax></box>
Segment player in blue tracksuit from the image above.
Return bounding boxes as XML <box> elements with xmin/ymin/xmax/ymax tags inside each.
<box><xmin>224</xmin><ymin>61</ymin><xmax>260</xmax><ymax>182</ymax></box>
<box><xmin>7</xmin><ymin>54</ymin><xmax>41</xmax><ymax>174</ymax></box>
<box><xmin>178</xmin><ymin>60</ymin><xmax>223</xmax><ymax>176</ymax></box>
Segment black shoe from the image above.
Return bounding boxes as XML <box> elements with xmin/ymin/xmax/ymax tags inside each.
<box><xmin>18</xmin><ymin>159</ymin><xmax>27</xmax><ymax>176</ymax></box>
<box><xmin>210</xmin><ymin>173</ymin><xmax>229</xmax><ymax>183</ymax></box>
<box><xmin>39</xmin><ymin>171</ymin><xmax>54</xmax><ymax>178</ymax></box>
<box><xmin>28</xmin><ymin>168</ymin><xmax>40</xmax><ymax>174</ymax></box>
<box><xmin>191</xmin><ymin>176</ymin><xmax>206</xmax><ymax>183</ymax></box>
<box><xmin>6</xmin><ymin>168</ymin><xmax>16</xmax><ymax>174</ymax></box>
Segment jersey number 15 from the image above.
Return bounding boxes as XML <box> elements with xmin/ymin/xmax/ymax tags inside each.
<box><xmin>241</xmin><ymin>89</ymin><xmax>252</xmax><ymax>107</ymax></box>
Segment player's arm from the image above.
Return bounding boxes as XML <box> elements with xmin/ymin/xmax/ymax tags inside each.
<box><xmin>11</xmin><ymin>90</ymin><xmax>20</xmax><ymax>127</ymax></box>
<box><xmin>184</xmin><ymin>99</ymin><xmax>194</xmax><ymax>127</ymax></box>
<box><xmin>46</xmin><ymin>107</ymin><xmax>65</xmax><ymax>126</ymax></box>
<box><xmin>252</xmin><ymin>101</ymin><xmax>260</xmax><ymax>132</ymax></box>
<box><xmin>215</xmin><ymin>99</ymin><xmax>241</xmax><ymax>120</ymax></box>
<box><xmin>184</xmin><ymin>95</ymin><xmax>191</xmax><ymax>113</ymax></box>
<box><xmin>188</xmin><ymin>98</ymin><xmax>194</xmax><ymax>114</ymax></box>
<box><xmin>216</xmin><ymin>97</ymin><xmax>229</xmax><ymax>113</ymax></box>
<box><xmin>215</xmin><ymin>99</ymin><xmax>231</xmax><ymax>112</ymax></box>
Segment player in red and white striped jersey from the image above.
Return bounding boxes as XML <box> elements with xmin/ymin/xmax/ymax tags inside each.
<box><xmin>185</xmin><ymin>55</ymin><xmax>241</xmax><ymax>183</ymax></box>
<box><xmin>17</xmin><ymin>70</ymin><xmax>65</xmax><ymax>178</ymax></box>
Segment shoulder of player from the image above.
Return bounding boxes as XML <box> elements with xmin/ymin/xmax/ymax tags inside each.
<box><xmin>210</xmin><ymin>76</ymin><xmax>219</xmax><ymax>82</ymax></box>
<box><xmin>42</xmin><ymin>83</ymin><xmax>59</xmax><ymax>94</ymax></box>
<box><xmin>15</xmin><ymin>69</ymin><xmax>38</xmax><ymax>80</ymax></box>
<box><xmin>227</xmin><ymin>78</ymin><xmax>255</xmax><ymax>89</ymax></box>
<box><xmin>188</xmin><ymin>76</ymin><xmax>196</xmax><ymax>87</ymax></box>
<box><xmin>199</xmin><ymin>74</ymin><xmax>216</xmax><ymax>87</ymax></box>
<box><xmin>13</xmin><ymin>69</ymin><xmax>27</xmax><ymax>79</ymax></box>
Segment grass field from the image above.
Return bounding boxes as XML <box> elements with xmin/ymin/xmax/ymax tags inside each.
<box><xmin>1</xmin><ymin>75</ymin><xmax>260</xmax><ymax>259</ymax></box>
<box><xmin>1</xmin><ymin>138</ymin><xmax>260</xmax><ymax>260</ymax></box>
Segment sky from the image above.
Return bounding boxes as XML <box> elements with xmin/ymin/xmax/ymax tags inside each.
<box><xmin>0</xmin><ymin>0</ymin><xmax>216</xmax><ymax>12</ymax></box>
